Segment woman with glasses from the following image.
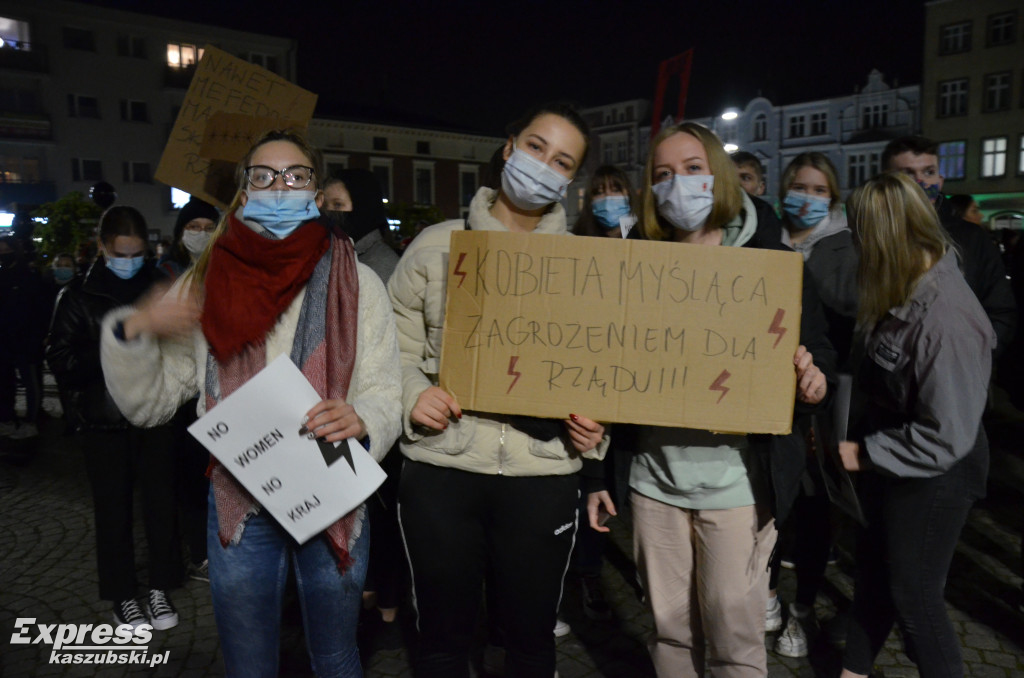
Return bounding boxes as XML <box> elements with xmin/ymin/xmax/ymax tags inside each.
<box><xmin>100</xmin><ymin>129</ymin><xmax>402</xmax><ymax>677</ymax></box>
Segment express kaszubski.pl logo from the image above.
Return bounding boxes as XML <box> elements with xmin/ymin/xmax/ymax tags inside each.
<box><xmin>10</xmin><ymin>618</ymin><xmax>170</xmax><ymax>667</ymax></box>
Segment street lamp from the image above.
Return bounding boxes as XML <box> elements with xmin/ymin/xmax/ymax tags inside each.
<box><xmin>721</xmin><ymin>109</ymin><xmax>739</xmax><ymax>121</ymax></box>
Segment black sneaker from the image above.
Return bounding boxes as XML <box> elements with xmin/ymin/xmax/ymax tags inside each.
<box><xmin>187</xmin><ymin>559</ymin><xmax>209</xmax><ymax>583</ymax></box>
<box><xmin>581</xmin><ymin>574</ymin><xmax>612</xmax><ymax>621</ymax></box>
<box><xmin>146</xmin><ymin>589</ymin><xmax>179</xmax><ymax>630</ymax></box>
<box><xmin>113</xmin><ymin>598</ymin><xmax>148</xmax><ymax>630</ymax></box>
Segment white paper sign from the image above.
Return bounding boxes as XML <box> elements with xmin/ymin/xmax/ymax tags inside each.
<box><xmin>188</xmin><ymin>354</ymin><xmax>386</xmax><ymax>544</ymax></box>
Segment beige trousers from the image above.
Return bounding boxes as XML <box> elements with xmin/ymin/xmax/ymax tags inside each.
<box><xmin>632</xmin><ymin>492</ymin><xmax>776</xmax><ymax>678</ymax></box>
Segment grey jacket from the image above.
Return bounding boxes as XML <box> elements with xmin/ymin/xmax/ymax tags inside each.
<box><xmin>355</xmin><ymin>229</ymin><xmax>399</xmax><ymax>284</ymax></box>
<box><xmin>858</xmin><ymin>250</ymin><xmax>994</xmax><ymax>478</ymax></box>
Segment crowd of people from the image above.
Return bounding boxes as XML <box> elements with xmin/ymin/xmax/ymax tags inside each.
<box><xmin>0</xmin><ymin>100</ymin><xmax>1020</xmax><ymax>678</ymax></box>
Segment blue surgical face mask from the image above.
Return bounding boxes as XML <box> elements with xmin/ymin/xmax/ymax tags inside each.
<box><xmin>242</xmin><ymin>189</ymin><xmax>320</xmax><ymax>239</ymax></box>
<box><xmin>501</xmin><ymin>146</ymin><xmax>572</xmax><ymax>211</ymax></box>
<box><xmin>652</xmin><ymin>174</ymin><xmax>715</xmax><ymax>232</ymax></box>
<box><xmin>782</xmin><ymin>191</ymin><xmax>831</xmax><ymax>230</ymax></box>
<box><xmin>53</xmin><ymin>266</ymin><xmax>74</xmax><ymax>285</ymax></box>
<box><xmin>592</xmin><ymin>195</ymin><xmax>632</xmax><ymax>230</ymax></box>
<box><xmin>105</xmin><ymin>255</ymin><xmax>144</xmax><ymax>280</ymax></box>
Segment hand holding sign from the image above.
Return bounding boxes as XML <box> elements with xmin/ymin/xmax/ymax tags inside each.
<box><xmin>794</xmin><ymin>345</ymin><xmax>827</xmax><ymax>405</ymax></box>
<box><xmin>411</xmin><ymin>386</ymin><xmax>462</xmax><ymax>430</ymax></box>
<box><xmin>187</xmin><ymin>355</ymin><xmax>385</xmax><ymax>544</ymax></box>
<box><xmin>302</xmin><ymin>398</ymin><xmax>366</xmax><ymax>443</ymax></box>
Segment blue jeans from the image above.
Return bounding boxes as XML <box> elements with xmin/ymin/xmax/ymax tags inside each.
<box><xmin>207</xmin><ymin>490</ymin><xmax>369</xmax><ymax>678</ymax></box>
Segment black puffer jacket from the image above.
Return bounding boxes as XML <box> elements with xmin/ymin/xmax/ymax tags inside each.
<box><xmin>46</xmin><ymin>258</ymin><xmax>161</xmax><ymax>432</ymax></box>
<box><xmin>936</xmin><ymin>196</ymin><xmax>1016</xmax><ymax>358</ymax></box>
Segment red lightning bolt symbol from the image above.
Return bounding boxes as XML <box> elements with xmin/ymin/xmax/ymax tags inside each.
<box><xmin>506</xmin><ymin>356</ymin><xmax>521</xmax><ymax>393</ymax></box>
<box><xmin>768</xmin><ymin>308</ymin><xmax>787</xmax><ymax>348</ymax></box>
<box><xmin>709</xmin><ymin>369</ymin><xmax>731</xmax><ymax>404</ymax></box>
<box><xmin>454</xmin><ymin>252</ymin><xmax>468</xmax><ymax>287</ymax></box>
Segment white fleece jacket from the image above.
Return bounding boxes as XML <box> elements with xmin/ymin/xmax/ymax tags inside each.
<box><xmin>99</xmin><ymin>261</ymin><xmax>402</xmax><ymax>463</ymax></box>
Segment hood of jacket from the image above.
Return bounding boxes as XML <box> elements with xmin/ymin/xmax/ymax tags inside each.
<box><xmin>782</xmin><ymin>209</ymin><xmax>850</xmax><ymax>261</ymax></box>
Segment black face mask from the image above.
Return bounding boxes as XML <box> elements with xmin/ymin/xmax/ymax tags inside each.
<box><xmin>321</xmin><ymin>210</ymin><xmax>347</xmax><ymax>232</ymax></box>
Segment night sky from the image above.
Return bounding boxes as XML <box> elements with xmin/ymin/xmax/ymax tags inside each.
<box><xmin>83</xmin><ymin>0</ymin><xmax>926</xmax><ymax>135</ymax></box>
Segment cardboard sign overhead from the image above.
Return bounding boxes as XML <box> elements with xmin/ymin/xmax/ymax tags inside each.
<box><xmin>439</xmin><ymin>231</ymin><xmax>804</xmax><ymax>434</ymax></box>
<box><xmin>155</xmin><ymin>46</ymin><xmax>318</xmax><ymax>208</ymax></box>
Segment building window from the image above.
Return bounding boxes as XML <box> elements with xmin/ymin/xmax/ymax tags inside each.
<box><xmin>459</xmin><ymin>166</ymin><xmax>478</xmax><ymax>207</ymax></box>
<box><xmin>372</xmin><ymin>136</ymin><xmax>388</xmax><ymax>151</ymax></box>
<box><xmin>809</xmin><ymin>112</ymin><xmax>828</xmax><ymax>136</ymax></box>
<box><xmin>369</xmin><ymin>158</ymin><xmax>392</xmax><ymax>200</ymax></box>
<box><xmin>753</xmin><ymin>113</ymin><xmax>768</xmax><ymax>141</ymax></box>
<box><xmin>62</xmin><ymin>27</ymin><xmax>95</xmax><ymax>51</ymax></box>
<box><xmin>626</xmin><ymin>105</ymin><xmax>634</xmax><ymax>121</ymax></box>
<box><xmin>167</xmin><ymin>42</ymin><xmax>203</xmax><ymax>68</ymax></box>
<box><xmin>414</xmin><ymin>162</ymin><xmax>434</xmax><ymax>205</ymax></box>
<box><xmin>120</xmin><ymin>100</ymin><xmax>149</xmax><ymax>122</ymax></box>
<box><xmin>602</xmin><ymin>143</ymin><xmax>613</xmax><ymax>163</ymax></box>
<box><xmin>617</xmin><ymin>141</ymin><xmax>627</xmax><ymax>163</ymax></box>
<box><xmin>247</xmin><ymin>52</ymin><xmax>278</xmax><ymax>74</ymax></box>
<box><xmin>416</xmin><ymin>141</ymin><xmax>430</xmax><ymax>155</ymax></box>
<box><xmin>987</xmin><ymin>11</ymin><xmax>1016</xmax><ymax>46</ymax></box>
<box><xmin>788</xmin><ymin>115</ymin><xmax>806</xmax><ymax>138</ymax></box>
<box><xmin>0</xmin><ymin>154</ymin><xmax>41</xmax><ymax>183</ymax></box>
<box><xmin>0</xmin><ymin>17</ymin><xmax>31</xmax><ymax>50</ymax></box>
<box><xmin>847</xmin><ymin>153</ymin><xmax>873</xmax><ymax>190</ymax></box>
<box><xmin>117</xmin><ymin>35</ymin><xmax>146</xmax><ymax>58</ymax></box>
<box><xmin>939</xmin><ymin>21</ymin><xmax>972</xmax><ymax>54</ymax></box>
<box><xmin>71</xmin><ymin>158</ymin><xmax>103</xmax><ymax>182</ymax></box>
<box><xmin>122</xmin><ymin>161</ymin><xmax>152</xmax><ymax>184</ymax></box>
<box><xmin>861</xmin><ymin>104</ymin><xmax>889</xmax><ymax>129</ymax></box>
<box><xmin>938</xmin><ymin>141</ymin><xmax>967</xmax><ymax>180</ymax></box>
<box><xmin>0</xmin><ymin>87</ymin><xmax>41</xmax><ymax>113</ymax></box>
<box><xmin>981</xmin><ymin>137</ymin><xmax>1007</xmax><ymax>177</ymax></box>
<box><xmin>983</xmin><ymin>72</ymin><xmax>1011</xmax><ymax>112</ymax></box>
<box><xmin>937</xmin><ymin>78</ymin><xmax>969</xmax><ymax>117</ymax></box>
<box><xmin>67</xmin><ymin>94</ymin><xmax>100</xmax><ymax>119</ymax></box>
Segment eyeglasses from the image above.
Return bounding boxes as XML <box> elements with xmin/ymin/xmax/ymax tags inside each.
<box><xmin>244</xmin><ymin>165</ymin><xmax>315</xmax><ymax>190</ymax></box>
<box><xmin>183</xmin><ymin>221</ymin><xmax>218</xmax><ymax>233</ymax></box>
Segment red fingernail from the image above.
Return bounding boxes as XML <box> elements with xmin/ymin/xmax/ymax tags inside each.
<box><xmin>570</xmin><ymin>413</ymin><xmax>579</xmax><ymax>422</ymax></box>
<box><xmin>457</xmin><ymin>412</ymin><xmax>462</xmax><ymax>419</ymax></box>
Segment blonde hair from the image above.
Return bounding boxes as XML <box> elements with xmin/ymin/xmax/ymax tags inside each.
<box><xmin>847</xmin><ymin>172</ymin><xmax>950</xmax><ymax>330</ymax></box>
<box><xmin>779</xmin><ymin>152</ymin><xmax>841</xmax><ymax>212</ymax></box>
<box><xmin>183</xmin><ymin>129</ymin><xmax>322</xmax><ymax>297</ymax></box>
<box><xmin>638</xmin><ymin>122</ymin><xmax>743</xmax><ymax>241</ymax></box>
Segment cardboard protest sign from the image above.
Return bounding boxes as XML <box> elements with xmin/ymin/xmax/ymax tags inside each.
<box><xmin>188</xmin><ymin>355</ymin><xmax>385</xmax><ymax>544</ymax></box>
<box><xmin>439</xmin><ymin>231</ymin><xmax>804</xmax><ymax>434</ymax></box>
<box><xmin>156</xmin><ymin>46</ymin><xmax>317</xmax><ymax>208</ymax></box>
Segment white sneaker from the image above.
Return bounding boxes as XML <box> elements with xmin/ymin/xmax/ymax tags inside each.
<box><xmin>8</xmin><ymin>422</ymin><xmax>38</xmax><ymax>440</ymax></box>
<box><xmin>553</xmin><ymin>618</ymin><xmax>571</xmax><ymax>637</ymax></box>
<box><xmin>775</xmin><ymin>603</ymin><xmax>810</xmax><ymax>658</ymax></box>
<box><xmin>146</xmin><ymin>589</ymin><xmax>179</xmax><ymax>630</ymax></box>
<box><xmin>765</xmin><ymin>596</ymin><xmax>783</xmax><ymax>632</ymax></box>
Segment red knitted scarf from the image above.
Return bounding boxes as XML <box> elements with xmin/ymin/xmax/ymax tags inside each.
<box><xmin>203</xmin><ymin>215</ymin><xmax>361</xmax><ymax>571</ymax></box>
<box><xmin>202</xmin><ymin>213</ymin><xmax>330</xmax><ymax>361</ymax></box>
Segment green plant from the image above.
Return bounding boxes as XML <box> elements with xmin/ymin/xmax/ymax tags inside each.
<box><xmin>31</xmin><ymin>191</ymin><xmax>101</xmax><ymax>258</ymax></box>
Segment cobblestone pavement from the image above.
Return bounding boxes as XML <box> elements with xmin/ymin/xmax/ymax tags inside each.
<box><xmin>2</xmin><ymin>381</ymin><xmax>1022</xmax><ymax>677</ymax></box>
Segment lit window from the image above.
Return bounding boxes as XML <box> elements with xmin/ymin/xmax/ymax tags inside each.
<box><xmin>167</xmin><ymin>42</ymin><xmax>204</xmax><ymax>68</ymax></box>
<box><xmin>938</xmin><ymin>141</ymin><xmax>966</xmax><ymax>180</ymax></box>
<box><xmin>981</xmin><ymin>137</ymin><xmax>1007</xmax><ymax>177</ymax></box>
